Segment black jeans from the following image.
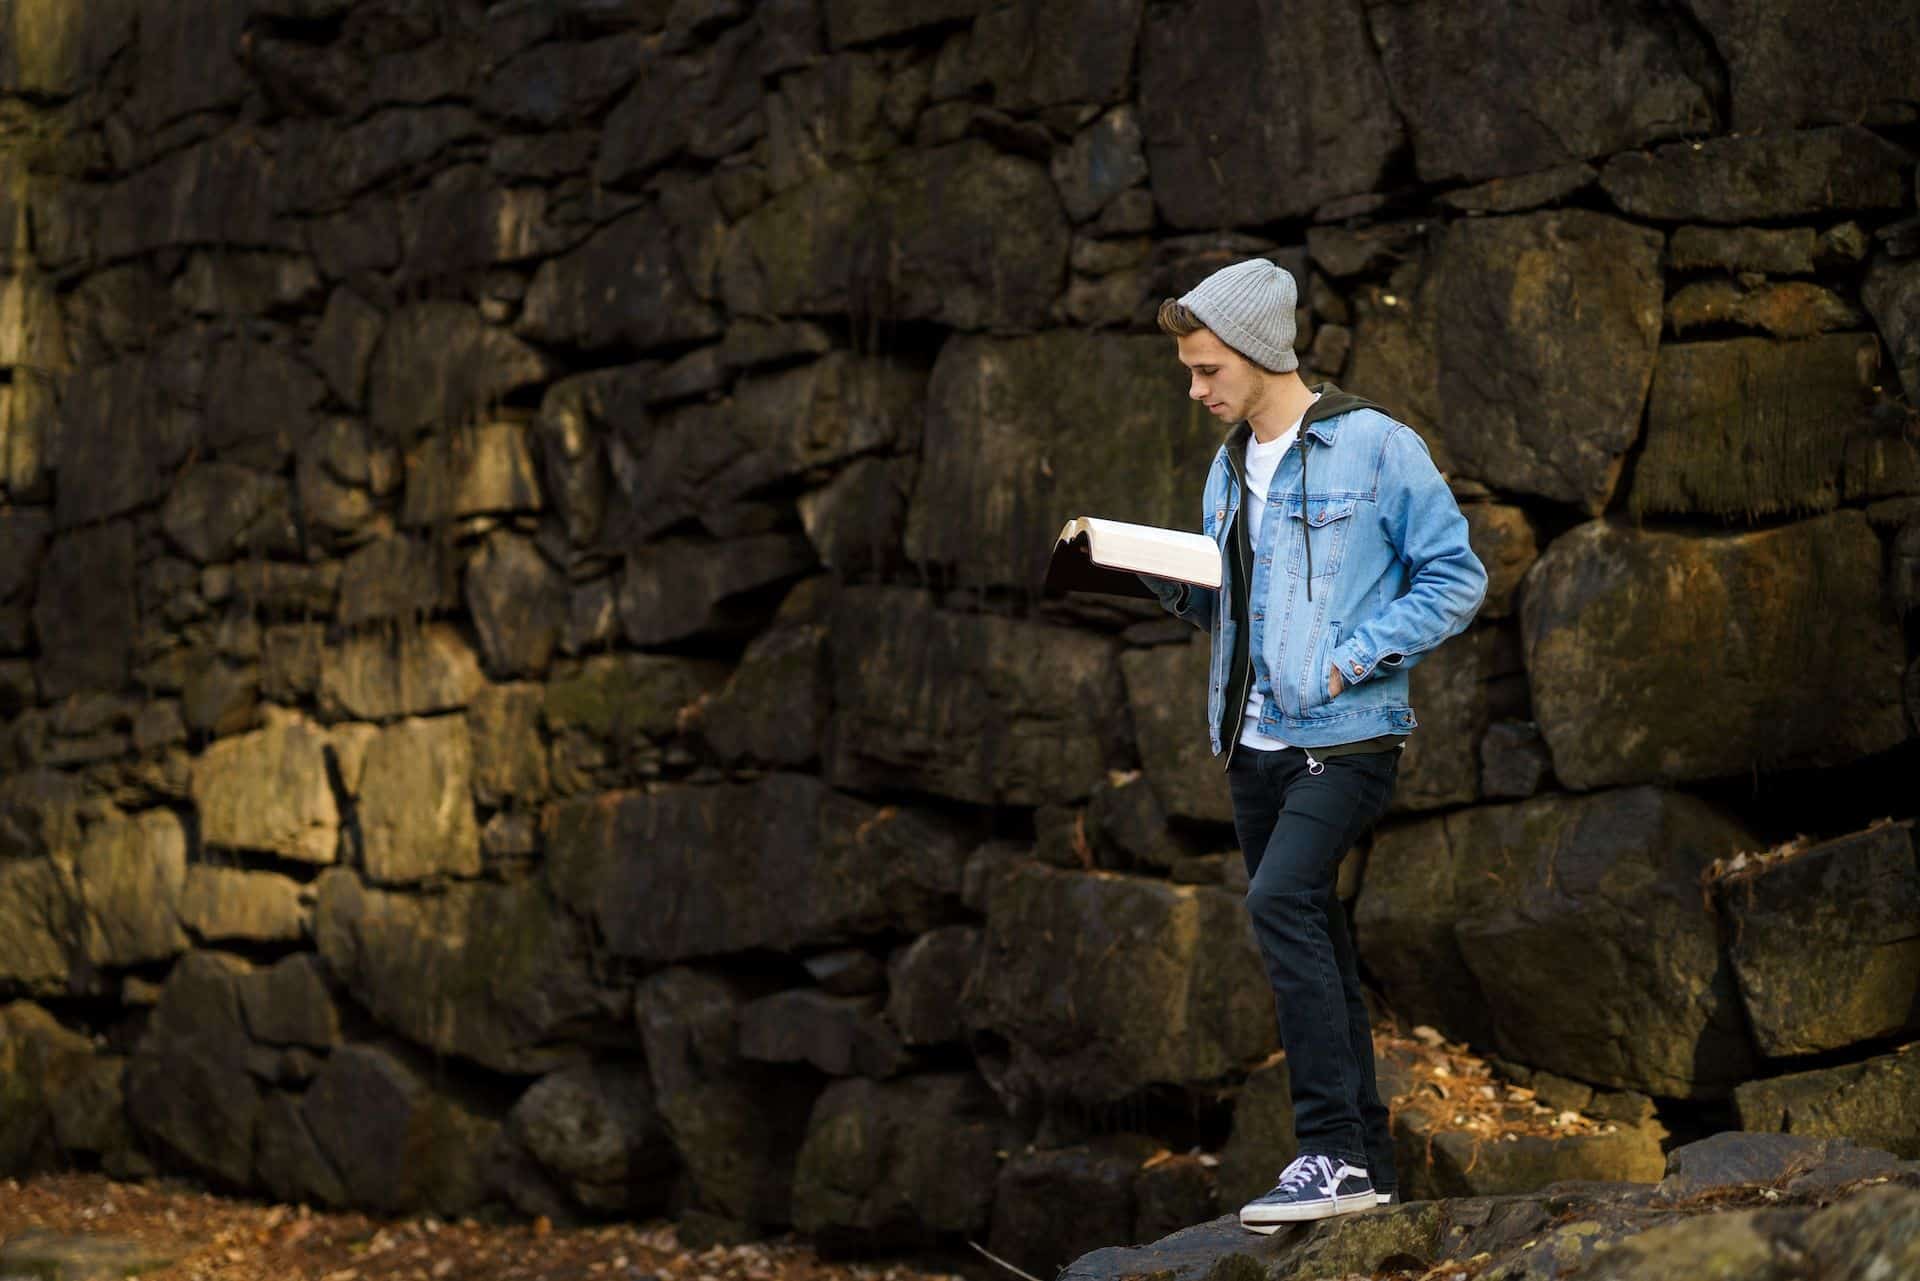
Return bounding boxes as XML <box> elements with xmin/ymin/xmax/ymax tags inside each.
<box><xmin>1228</xmin><ymin>744</ymin><xmax>1399</xmax><ymax>1187</ymax></box>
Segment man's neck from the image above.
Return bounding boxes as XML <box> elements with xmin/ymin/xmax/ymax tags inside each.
<box><xmin>1246</xmin><ymin>373</ymin><xmax>1317</xmax><ymax>444</ymax></box>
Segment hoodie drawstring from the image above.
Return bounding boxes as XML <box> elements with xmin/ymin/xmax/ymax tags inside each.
<box><xmin>1302</xmin><ymin>438</ymin><xmax>1313</xmax><ymax>600</ymax></box>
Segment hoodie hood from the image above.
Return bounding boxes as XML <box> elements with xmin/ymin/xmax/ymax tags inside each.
<box><xmin>1223</xmin><ymin>381</ymin><xmax>1385</xmax><ymax>468</ymax></box>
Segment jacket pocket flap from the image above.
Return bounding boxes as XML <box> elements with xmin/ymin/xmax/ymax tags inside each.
<box><xmin>1304</xmin><ymin>500</ymin><xmax>1356</xmax><ymax>528</ymax></box>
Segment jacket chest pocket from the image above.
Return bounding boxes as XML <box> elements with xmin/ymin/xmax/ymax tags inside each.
<box><xmin>1287</xmin><ymin>498</ymin><xmax>1357</xmax><ymax>581</ymax></box>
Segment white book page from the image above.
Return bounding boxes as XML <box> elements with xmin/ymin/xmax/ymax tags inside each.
<box><xmin>1071</xmin><ymin>517</ymin><xmax>1221</xmax><ymax>589</ymax></box>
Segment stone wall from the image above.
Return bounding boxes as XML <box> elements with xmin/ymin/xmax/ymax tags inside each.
<box><xmin>2</xmin><ymin>0</ymin><xmax>1919</xmax><ymax>1268</ymax></box>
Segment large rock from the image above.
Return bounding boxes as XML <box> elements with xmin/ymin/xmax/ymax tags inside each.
<box><xmin>159</xmin><ymin>463</ymin><xmax>297</xmax><ymax>563</ymax></box>
<box><xmin>233</xmin><ymin>955</ymin><xmax>340</xmax><ymax>1050</ymax></box>
<box><xmin>904</xmin><ymin>334</ymin><xmax>1216</xmax><ymax>587</ymax></box>
<box><xmin>1521</xmin><ymin>513</ymin><xmax>1908</xmax><ymax>789</ymax></box>
<box><xmin>699</xmin><ymin>613</ymin><xmax>831</xmax><ymax>768</ymax></box>
<box><xmin>543</xmin><ymin>775</ymin><xmax>964</xmax><ymax>964</ymax></box>
<box><xmin>0</xmin><ymin>509</ymin><xmax>48</xmax><ymax>603</ymax></box>
<box><xmin>616</xmin><ymin>533</ymin><xmax>815</xmax><ymax>647</ymax></box>
<box><xmin>1365</xmin><ymin>0</ymin><xmax>1711</xmax><ymax>184</ymax></box>
<box><xmin>466</xmin><ymin>682</ymin><xmax>549</xmax><ymax>808</ymax></box>
<box><xmin>1392</xmin><ymin>626</ymin><xmax>1500</xmax><ymax>814</ymax></box>
<box><xmin>255</xmin><ymin>1091</ymin><xmax>348</xmax><ymax>1209</ymax></box>
<box><xmin>1214</xmin><ymin>1056</ymin><xmax>1301</xmax><ymax>1208</ymax></box>
<box><xmin>636</xmin><ymin>967</ymin><xmax>819</xmax><ymax>1226</ymax></box>
<box><xmin>1436</xmin><ymin>789</ymin><xmax>1757</xmax><ymax>1097</ymax></box>
<box><xmin>1735</xmin><ymin>1044</ymin><xmax>1920</xmax><ymax>1159</ymax></box>
<box><xmin>401</xmin><ymin>422</ymin><xmax>544</xmax><ymax>526</ymax></box>
<box><xmin>1716</xmin><ymin>821</ymin><xmax>1920</xmax><ymax>1057</ymax></box>
<box><xmin>825</xmin><ymin>0</ymin><xmax>983</xmax><ymax>46</ymax></box>
<box><xmin>40</xmin><ymin>131</ymin><xmax>300</xmax><ymax>269</ymax></box>
<box><xmin>1404</xmin><ymin>1119</ymin><xmax>1666</xmax><ymax>1202</ymax></box>
<box><xmin>1220</xmin><ymin>1049</ymin><xmax>1665</xmax><ymax>1206</ymax></box>
<box><xmin>1462</xmin><ymin>503</ymin><xmax>1538</xmax><ymax>620</ymax></box>
<box><xmin>1864</xmin><ymin>253</ymin><xmax>1920</xmax><ymax>406</ymax></box>
<box><xmin>274</xmin><ymin>107</ymin><xmax>485</xmax><ymax>214</ymax></box>
<box><xmin>611</xmin><ymin>353</ymin><xmax>925</xmax><ymax>545</ymax></box>
<box><xmin>1121</xmin><ymin>637</ymin><xmax>1230</xmax><ymax>826</ymax></box>
<box><xmin>464</xmin><ymin>532</ymin><xmax>567</xmax><ymax>678</ymax></box>
<box><xmin>32</xmin><ymin>521</ymin><xmax>136</xmax><ymax>699</ymax></box>
<box><xmin>317</xmin><ymin>624</ymin><xmax>486</xmax><ymax>721</ymax></box>
<box><xmin>0</xmin><ymin>1002</ymin><xmax>117</xmax><ymax>1174</ymax></box>
<box><xmin>0</xmin><ymin>0</ymin><xmax>135</xmax><ymax>97</ymax></box>
<box><xmin>125</xmin><ymin>952</ymin><xmax>262</xmax><ymax>1187</ymax></box>
<box><xmin>476</xmin><ymin>29</ymin><xmax>649</xmax><ymax>127</ymax></box>
<box><xmin>792</xmin><ymin>1074</ymin><xmax>1009</xmax><ymax>1247</ymax></box>
<box><xmin>886</xmin><ymin>925</ymin><xmax>982</xmax><ymax>1047</ymax></box>
<box><xmin>1658</xmin><ymin>1131</ymin><xmax>1906</xmax><ymax>1201</ymax></box>
<box><xmin>302</xmin><ymin>1043</ymin><xmax>497</xmax><ymax>1214</ymax></box>
<box><xmin>829</xmin><ymin>587</ymin><xmax>1126</xmax><ymax>806</ymax></box>
<box><xmin>543</xmin><ymin>652</ymin><xmax>727</xmax><ymax>760</ymax></box>
<box><xmin>1665</xmin><ymin>278</ymin><xmax>1864</xmax><ymax>340</ymax></box>
<box><xmin>990</xmin><ymin>1139</ymin><xmax>1158</xmax><ymax>1277</ymax></box>
<box><xmin>1340</xmin><ymin>236</ymin><xmax>1445</xmax><ymax>451</ymax></box>
<box><xmin>1600</xmin><ymin>126</ymin><xmax>1911</xmax><ymax>223</ymax></box>
<box><xmin>367</xmin><ymin>303</ymin><xmax>551</xmax><ymax>445</ymax></box>
<box><xmin>178</xmin><ymin>866</ymin><xmax>307</xmax><ymax>945</ymax></box>
<box><xmin>518</xmin><ymin>204</ymin><xmax>720</xmax><ymax>355</ymax></box>
<box><xmin>720</xmin><ymin>141</ymin><xmax>1069</xmax><ymax>330</ymax></box>
<box><xmin>70</xmin><ymin>809</ymin><xmax>189</xmax><ymax>968</ymax></box>
<box><xmin>969</xmin><ymin>0</ymin><xmax>1142</xmax><ymax>112</ymax></box>
<box><xmin>357</xmin><ymin>715</ymin><xmax>479</xmax><ymax>883</ymax></box>
<box><xmin>0</xmin><ymin>368</ymin><xmax>53</xmax><ymax>502</ymax></box>
<box><xmin>1686</xmin><ymin>0</ymin><xmax>1920</xmax><ymax>133</ymax></box>
<box><xmin>0</xmin><ymin>861</ymin><xmax>71</xmax><ymax>994</ymax></box>
<box><xmin>1050</xmin><ymin>107</ymin><xmax>1150</xmax><ymax>223</ymax></box>
<box><xmin>315</xmin><ymin>870</ymin><xmax>607</xmax><ymax>1074</ymax></box>
<box><xmin>1631</xmin><ymin>334</ymin><xmax>1880</xmax><ymax>519</ymax></box>
<box><xmin>594</xmin><ymin>26</ymin><xmax>760</xmax><ymax>182</ymax></box>
<box><xmin>506</xmin><ymin>1063</ymin><xmax>676</xmax><ymax>1214</ymax></box>
<box><xmin>191</xmin><ymin>711</ymin><xmax>339</xmax><ymax>863</ymax></box>
<box><xmin>1360</xmin><ymin>788</ymin><xmax>1757</xmax><ymax>1096</ymax></box>
<box><xmin>971</xmin><ymin>863</ymin><xmax>1275</xmax><ymax>1102</ymax></box>
<box><xmin>1067</xmin><ymin>1180</ymin><xmax>1920</xmax><ymax>1281</ymax></box>
<box><xmin>737</xmin><ymin>989</ymin><xmax>907</xmax><ymax>1078</ymax></box>
<box><xmin>1429</xmin><ymin>211</ymin><xmax>1664</xmax><ymax>512</ymax></box>
<box><xmin>1138</xmin><ymin>0</ymin><xmax>1401</xmax><ymax>228</ymax></box>
<box><xmin>202</xmin><ymin>337</ymin><xmax>328</xmax><ymax>468</ymax></box>
<box><xmin>337</xmin><ymin>534</ymin><xmax>454</xmax><ymax>625</ymax></box>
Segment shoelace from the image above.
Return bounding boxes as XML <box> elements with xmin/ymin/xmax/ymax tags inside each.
<box><xmin>1274</xmin><ymin>1154</ymin><xmax>1326</xmax><ymax>1193</ymax></box>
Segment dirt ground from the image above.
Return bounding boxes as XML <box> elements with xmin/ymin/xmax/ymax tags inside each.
<box><xmin>0</xmin><ymin>1174</ymin><xmax>969</xmax><ymax>1281</ymax></box>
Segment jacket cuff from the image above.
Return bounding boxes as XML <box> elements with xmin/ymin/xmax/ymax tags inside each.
<box><xmin>1331</xmin><ymin>642</ymin><xmax>1379</xmax><ymax>686</ymax></box>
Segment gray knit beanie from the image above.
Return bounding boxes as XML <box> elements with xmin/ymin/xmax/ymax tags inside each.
<box><xmin>1178</xmin><ymin>258</ymin><xmax>1299</xmax><ymax>373</ymax></box>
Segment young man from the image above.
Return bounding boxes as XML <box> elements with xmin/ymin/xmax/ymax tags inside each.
<box><xmin>1142</xmin><ymin>258</ymin><xmax>1486</xmax><ymax>1228</ymax></box>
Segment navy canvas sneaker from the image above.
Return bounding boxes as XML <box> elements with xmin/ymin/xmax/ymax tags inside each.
<box><xmin>1238</xmin><ymin>1154</ymin><xmax>1375</xmax><ymax>1230</ymax></box>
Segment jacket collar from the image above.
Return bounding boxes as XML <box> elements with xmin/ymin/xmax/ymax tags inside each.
<box><xmin>1219</xmin><ymin>382</ymin><xmax>1379</xmax><ymax>464</ymax></box>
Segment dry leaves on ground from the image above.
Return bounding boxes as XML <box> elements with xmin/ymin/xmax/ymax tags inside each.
<box><xmin>0</xmin><ymin>1174</ymin><xmax>968</xmax><ymax>1281</ymax></box>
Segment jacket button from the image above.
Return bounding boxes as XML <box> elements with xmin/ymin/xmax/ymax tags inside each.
<box><xmin>1351</xmin><ymin>663</ymin><xmax>1363</xmax><ymax>675</ymax></box>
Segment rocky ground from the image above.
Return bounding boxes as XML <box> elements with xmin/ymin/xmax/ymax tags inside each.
<box><xmin>1066</xmin><ymin>1134</ymin><xmax>1920</xmax><ymax>1281</ymax></box>
<box><xmin>0</xmin><ymin>1174</ymin><xmax>968</xmax><ymax>1281</ymax></box>
<box><xmin>7</xmin><ymin>1132</ymin><xmax>1915</xmax><ymax>1281</ymax></box>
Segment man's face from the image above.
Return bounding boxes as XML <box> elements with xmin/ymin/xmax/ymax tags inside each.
<box><xmin>1175</xmin><ymin>328</ymin><xmax>1268</xmax><ymax>424</ymax></box>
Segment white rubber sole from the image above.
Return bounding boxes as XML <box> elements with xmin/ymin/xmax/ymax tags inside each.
<box><xmin>1238</xmin><ymin>1192</ymin><xmax>1376</xmax><ymax>1232</ymax></box>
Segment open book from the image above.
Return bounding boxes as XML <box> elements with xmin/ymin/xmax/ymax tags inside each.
<box><xmin>1042</xmin><ymin>517</ymin><xmax>1222</xmax><ymax>600</ymax></box>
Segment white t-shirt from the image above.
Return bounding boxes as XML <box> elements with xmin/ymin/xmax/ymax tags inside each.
<box><xmin>1239</xmin><ymin>395</ymin><xmax>1318</xmax><ymax>750</ymax></box>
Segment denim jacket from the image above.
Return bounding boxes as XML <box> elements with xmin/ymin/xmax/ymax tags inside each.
<box><xmin>1148</xmin><ymin>385</ymin><xmax>1487</xmax><ymax>757</ymax></box>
